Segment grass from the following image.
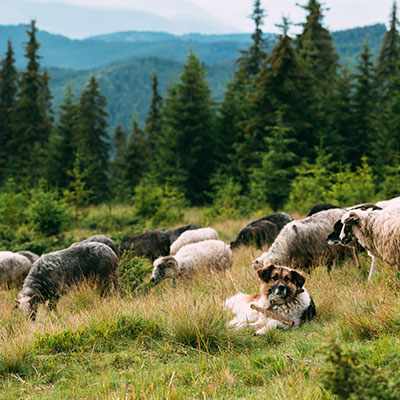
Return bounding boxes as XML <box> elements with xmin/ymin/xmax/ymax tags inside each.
<box><xmin>1</xmin><ymin>210</ymin><xmax>400</xmax><ymax>399</ymax></box>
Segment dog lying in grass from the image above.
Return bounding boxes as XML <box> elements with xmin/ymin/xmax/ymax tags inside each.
<box><xmin>225</xmin><ymin>264</ymin><xmax>316</xmax><ymax>335</ymax></box>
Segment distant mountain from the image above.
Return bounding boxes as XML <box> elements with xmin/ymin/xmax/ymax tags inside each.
<box><xmin>0</xmin><ymin>24</ymin><xmax>386</xmax><ymax>70</ymax></box>
<box><xmin>48</xmin><ymin>57</ymin><xmax>235</xmax><ymax>132</ymax></box>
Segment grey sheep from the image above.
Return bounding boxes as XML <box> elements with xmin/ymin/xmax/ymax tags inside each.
<box><xmin>17</xmin><ymin>242</ymin><xmax>119</xmax><ymax>320</ymax></box>
<box><xmin>252</xmin><ymin>209</ymin><xmax>348</xmax><ymax>271</ymax></box>
<box><xmin>74</xmin><ymin>234</ymin><xmax>117</xmax><ymax>255</ymax></box>
<box><xmin>16</xmin><ymin>251</ymin><xmax>40</xmax><ymax>264</ymax></box>
<box><xmin>0</xmin><ymin>251</ymin><xmax>33</xmax><ymax>287</ymax></box>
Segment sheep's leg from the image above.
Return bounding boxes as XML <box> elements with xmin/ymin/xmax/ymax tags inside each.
<box><xmin>352</xmin><ymin>247</ymin><xmax>361</xmax><ymax>269</ymax></box>
<box><xmin>48</xmin><ymin>296</ymin><xmax>59</xmax><ymax>312</ymax></box>
<box><xmin>172</xmin><ymin>279</ymin><xmax>177</xmax><ymax>288</ymax></box>
<box><xmin>367</xmin><ymin>252</ymin><xmax>377</xmax><ymax>280</ymax></box>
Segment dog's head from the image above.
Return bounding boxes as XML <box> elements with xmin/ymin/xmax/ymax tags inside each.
<box><xmin>257</xmin><ymin>264</ymin><xmax>306</xmax><ymax>305</ymax></box>
<box><xmin>150</xmin><ymin>256</ymin><xmax>179</xmax><ymax>285</ymax></box>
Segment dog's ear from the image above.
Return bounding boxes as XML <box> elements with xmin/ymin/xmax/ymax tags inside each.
<box><xmin>343</xmin><ymin>211</ymin><xmax>360</xmax><ymax>226</ymax></box>
<box><xmin>257</xmin><ymin>264</ymin><xmax>276</xmax><ymax>283</ymax></box>
<box><xmin>290</xmin><ymin>269</ymin><xmax>306</xmax><ymax>288</ymax></box>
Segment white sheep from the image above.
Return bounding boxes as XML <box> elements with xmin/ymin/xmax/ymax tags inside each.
<box><xmin>0</xmin><ymin>251</ymin><xmax>33</xmax><ymax>287</ymax></box>
<box><xmin>252</xmin><ymin>208</ymin><xmax>348</xmax><ymax>271</ymax></box>
<box><xmin>340</xmin><ymin>206</ymin><xmax>400</xmax><ymax>279</ymax></box>
<box><xmin>151</xmin><ymin>239</ymin><xmax>233</xmax><ymax>285</ymax></box>
<box><xmin>375</xmin><ymin>195</ymin><xmax>400</xmax><ymax>209</ymax></box>
<box><xmin>169</xmin><ymin>227</ymin><xmax>218</xmax><ymax>255</ymax></box>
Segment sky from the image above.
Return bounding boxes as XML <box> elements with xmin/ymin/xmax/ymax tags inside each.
<box><xmin>0</xmin><ymin>0</ymin><xmax>397</xmax><ymax>38</ymax></box>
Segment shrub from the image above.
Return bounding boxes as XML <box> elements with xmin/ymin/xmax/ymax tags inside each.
<box><xmin>118</xmin><ymin>252</ymin><xmax>153</xmax><ymax>296</ymax></box>
<box><xmin>27</xmin><ymin>185</ymin><xmax>72</xmax><ymax>236</ymax></box>
<box><xmin>321</xmin><ymin>342</ymin><xmax>400</xmax><ymax>400</ymax></box>
<box><xmin>132</xmin><ymin>177</ymin><xmax>187</xmax><ymax>227</ymax></box>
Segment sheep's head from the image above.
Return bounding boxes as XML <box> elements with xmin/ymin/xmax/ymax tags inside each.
<box><xmin>339</xmin><ymin>211</ymin><xmax>364</xmax><ymax>245</ymax></box>
<box><xmin>16</xmin><ymin>293</ymin><xmax>38</xmax><ymax>320</ymax></box>
<box><xmin>150</xmin><ymin>256</ymin><xmax>179</xmax><ymax>285</ymax></box>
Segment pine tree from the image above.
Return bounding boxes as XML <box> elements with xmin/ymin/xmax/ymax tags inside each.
<box><xmin>349</xmin><ymin>41</ymin><xmax>375</xmax><ymax>165</ymax></box>
<box><xmin>375</xmin><ymin>1</ymin><xmax>400</xmax><ymax>100</ymax></box>
<box><xmin>145</xmin><ymin>72</ymin><xmax>163</xmax><ymax>153</ymax></box>
<box><xmin>154</xmin><ymin>51</ymin><xmax>216</xmax><ymax>204</ymax></box>
<box><xmin>9</xmin><ymin>20</ymin><xmax>52</xmax><ymax>181</ymax></box>
<box><xmin>78</xmin><ymin>75</ymin><xmax>110</xmax><ymax>203</ymax></box>
<box><xmin>296</xmin><ymin>0</ymin><xmax>338</xmax><ymax>81</ymax></box>
<box><xmin>0</xmin><ymin>40</ymin><xmax>18</xmax><ymax>182</ymax></box>
<box><xmin>110</xmin><ymin>124</ymin><xmax>129</xmax><ymax>201</ymax></box>
<box><xmin>48</xmin><ymin>85</ymin><xmax>80</xmax><ymax>188</ymax></box>
<box><xmin>249</xmin><ymin>110</ymin><xmax>298</xmax><ymax>211</ymax></box>
<box><xmin>124</xmin><ymin>115</ymin><xmax>148</xmax><ymax>193</ymax></box>
<box><xmin>237</xmin><ymin>0</ymin><xmax>268</xmax><ymax>78</ymax></box>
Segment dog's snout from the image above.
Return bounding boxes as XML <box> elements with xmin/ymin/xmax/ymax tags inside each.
<box><xmin>277</xmin><ymin>284</ymin><xmax>285</xmax><ymax>292</ymax></box>
<box><xmin>150</xmin><ymin>277</ymin><xmax>155</xmax><ymax>284</ymax></box>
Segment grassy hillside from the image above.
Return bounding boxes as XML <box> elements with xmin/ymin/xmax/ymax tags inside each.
<box><xmin>1</xmin><ymin>205</ymin><xmax>400</xmax><ymax>399</ymax></box>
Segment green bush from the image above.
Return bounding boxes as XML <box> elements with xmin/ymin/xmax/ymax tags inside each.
<box><xmin>321</xmin><ymin>342</ymin><xmax>400</xmax><ymax>400</ymax></box>
<box><xmin>206</xmin><ymin>175</ymin><xmax>249</xmax><ymax>222</ymax></box>
<box><xmin>27</xmin><ymin>186</ymin><xmax>72</xmax><ymax>236</ymax></box>
<box><xmin>118</xmin><ymin>252</ymin><xmax>153</xmax><ymax>296</ymax></box>
<box><xmin>132</xmin><ymin>177</ymin><xmax>187</xmax><ymax>227</ymax></box>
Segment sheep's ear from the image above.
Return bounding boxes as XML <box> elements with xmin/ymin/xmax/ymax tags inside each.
<box><xmin>343</xmin><ymin>212</ymin><xmax>360</xmax><ymax>226</ymax></box>
<box><xmin>257</xmin><ymin>264</ymin><xmax>276</xmax><ymax>283</ymax></box>
<box><xmin>290</xmin><ymin>270</ymin><xmax>306</xmax><ymax>288</ymax></box>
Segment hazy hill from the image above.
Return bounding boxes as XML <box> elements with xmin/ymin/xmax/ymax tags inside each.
<box><xmin>48</xmin><ymin>57</ymin><xmax>235</xmax><ymax>132</ymax></box>
<box><xmin>0</xmin><ymin>23</ymin><xmax>385</xmax><ymax>70</ymax></box>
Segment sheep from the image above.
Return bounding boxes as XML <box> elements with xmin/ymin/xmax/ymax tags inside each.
<box><xmin>74</xmin><ymin>234</ymin><xmax>117</xmax><ymax>255</ymax></box>
<box><xmin>249</xmin><ymin>212</ymin><xmax>293</xmax><ymax>231</ymax></box>
<box><xmin>252</xmin><ymin>208</ymin><xmax>348</xmax><ymax>271</ymax></box>
<box><xmin>16</xmin><ymin>251</ymin><xmax>40</xmax><ymax>263</ymax></box>
<box><xmin>0</xmin><ymin>251</ymin><xmax>32</xmax><ymax>287</ymax></box>
<box><xmin>230</xmin><ymin>220</ymin><xmax>279</xmax><ymax>250</ymax></box>
<box><xmin>307</xmin><ymin>203</ymin><xmax>340</xmax><ymax>217</ymax></box>
<box><xmin>151</xmin><ymin>239</ymin><xmax>233</xmax><ymax>286</ymax></box>
<box><xmin>17</xmin><ymin>242</ymin><xmax>119</xmax><ymax>320</ymax></box>
<box><xmin>375</xmin><ymin>195</ymin><xmax>400</xmax><ymax>209</ymax></box>
<box><xmin>170</xmin><ymin>227</ymin><xmax>218</xmax><ymax>255</ymax></box>
<box><xmin>230</xmin><ymin>212</ymin><xmax>293</xmax><ymax>250</ymax></box>
<box><xmin>340</xmin><ymin>206</ymin><xmax>400</xmax><ymax>279</ymax></box>
<box><xmin>118</xmin><ymin>224</ymin><xmax>200</xmax><ymax>260</ymax></box>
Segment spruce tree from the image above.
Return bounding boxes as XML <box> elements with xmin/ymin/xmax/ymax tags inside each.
<box><xmin>124</xmin><ymin>115</ymin><xmax>148</xmax><ymax>193</ymax></box>
<box><xmin>249</xmin><ymin>110</ymin><xmax>298</xmax><ymax>211</ymax></box>
<box><xmin>375</xmin><ymin>1</ymin><xmax>400</xmax><ymax>100</ymax></box>
<box><xmin>145</xmin><ymin>72</ymin><xmax>163</xmax><ymax>154</ymax></box>
<box><xmin>78</xmin><ymin>75</ymin><xmax>110</xmax><ymax>203</ymax></box>
<box><xmin>110</xmin><ymin>124</ymin><xmax>129</xmax><ymax>201</ymax></box>
<box><xmin>48</xmin><ymin>85</ymin><xmax>79</xmax><ymax>188</ymax></box>
<box><xmin>237</xmin><ymin>0</ymin><xmax>268</xmax><ymax>78</ymax></box>
<box><xmin>349</xmin><ymin>41</ymin><xmax>375</xmax><ymax>165</ymax></box>
<box><xmin>10</xmin><ymin>21</ymin><xmax>52</xmax><ymax>181</ymax></box>
<box><xmin>0</xmin><ymin>40</ymin><xmax>18</xmax><ymax>181</ymax></box>
<box><xmin>155</xmin><ymin>51</ymin><xmax>216</xmax><ymax>204</ymax></box>
<box><xmin>296</xmin><ymin>0</ymin><xmax>338</xmax><ymax>81</ymax></box>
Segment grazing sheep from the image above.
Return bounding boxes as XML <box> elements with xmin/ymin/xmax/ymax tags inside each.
<box><xmin>375</xmin><ymin>195</ymin><xmax>400</xmax><ymax>209</ymax></box>
<box><xmin>75</xmin><ymin>234</ymin><xmax>117</xmax><ymax>255</ymax></box>
<box><xmin>169</xmin><ymin>224</ymin><xmax>201</xmax><ymax>242</ymax></box>
<box><xmin>307</xmin><ymin>203</ymin><xmax>340</xmax><ymax>217</ymax></box>
<box><xmin>0</xmin><ymin>251</ymin><xmax>32</xmax><ymax>287</ymax></box>
<box><xmin>17</xmin><ymin>242</ymin><xmax>119</xmax><ymax>319</ymax></box>
<box><xmin>118</xmin><ymin>224</ymin><xmax>200</xmax><ymax>260</ymax></box>
<box><xmin>151</xmin><ymin>239</ymin><xmax>233</xmax><ymax>285</ymax></box>
<box><xmin>170</xmin><ymin>227</ymin><xmax>218</xmax><ymax>255</ymax></box>
<box><xmin>340</xmin><ymin>206</ymin><xmax>400</xmax><ymax>279</ymax></box>
<box><xmin>252</xmin><ymin>209</ymin><xmax>348</xmax><ymax>271</ymax></box>
<box><xmin>230</xmin><ymin>220</ymin><xmax>279</xmax><ymax>250</ymax></box>
<box><xmin>249</xmin><ymin>212</ymin><xmax>293</xmax><ymax>231</ymax></box>
<box><xmin>16</xmin><ymin>251</ymin><xmax>39</xmax><ymax>263</ymax></box>
<box><xmin>230</xmin><ymin>213</ymin><xmax>293</xmax><ymax>250</ymax></box>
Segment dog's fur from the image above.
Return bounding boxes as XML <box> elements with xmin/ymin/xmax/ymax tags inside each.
<box><xmin>225</xmin><ymin>265</ymin><xmax>316</xmax><ymax>334</ymax></box>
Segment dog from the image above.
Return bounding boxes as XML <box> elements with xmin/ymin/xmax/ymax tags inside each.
<box><xmin>225</xmin><ymin>264</ymin><xmax>316</xmax><ymax>335</ymax></box>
